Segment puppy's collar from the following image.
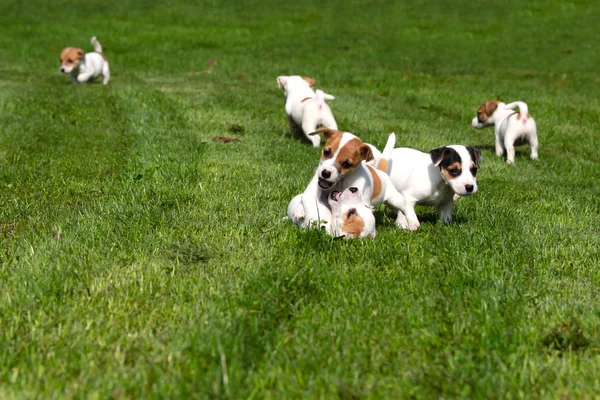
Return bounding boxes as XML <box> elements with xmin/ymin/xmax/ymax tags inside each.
<box><xmin>301</xmin><ymin>97</ymin><xmax>313</xmax><ymax>103</ymax></box>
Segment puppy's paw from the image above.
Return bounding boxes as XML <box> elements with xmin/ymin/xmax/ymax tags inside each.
<box><xmin>506</xmin><ymin>159</ymin><xmax>515</xmax><ymax>165</ymax></box>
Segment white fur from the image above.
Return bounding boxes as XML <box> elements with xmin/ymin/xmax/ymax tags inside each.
<box><xmin>60</xmin><ymin>37</ymin><xmax>110</xmax><ymax>85</ymax></box>
<box><xmin>277</xmin><ymin>75</ymin><xmax>337</xmax><ymax>147</ymax></box>
<box><xmin>472</xmin><ymin>101</ymin><xmax>538</xmax><ymax>164</ymax></box>
<box><xmin>385</xmin><ymin>145</ymin><xmax>480</xmax><ymax>230</ymax></box>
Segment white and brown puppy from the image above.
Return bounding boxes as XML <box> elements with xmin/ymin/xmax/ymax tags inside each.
<box><xmin>382</xmin><ymin>145</ymin><xmax>482</xmax><ymax>230</ymax></box>
<box><xmin>472</xmin><ymin>100</ymin><xmax>538</xmax><ymax>164</ymax></box>
<box><xmin>60</xmin><ymin>36</ymin><xmax>110</xmax><ymax>85</ymax></box>
<box><xmin>277</xmin><ymin>75</ymin><xmax>337</xmax><ymax>147</ymax></box>
<box><xmin>328</xmin><ymin>187</ymin><xmax>376</xmax><ymax>239</ymax></box>
<box><xmin>309</xmin><ymin>128</ymin><xmax>413</xmax><ymax>229</ymax></box>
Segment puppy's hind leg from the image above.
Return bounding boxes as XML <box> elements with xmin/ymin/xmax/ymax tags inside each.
<box><xmin>302</xmin><ymin>119</ymin><xmax>320</xmax><ymax>147</ymax></box>
<box><xmin>102</xmin><ymin>63</ymin><xmax>110</xmax><ymax>85</ymax></box>
<box><xmin>385</xmin><ymin>191</ymin><xmax>420</xmax><ymax>231</ymax></box>
<box><xmin>320</xmin><ymin>114</ymin><xmax>338</xmax><ymax>131</ymax></box>
<box><xmin>529</xmin><ymin>128</ymin><xmax>539</xmax><ymax>160</ymax></box>
<box><xmin>504</xmin><ymin>138</ymin><xmax>516</xmax><ymax>164</ymax></box>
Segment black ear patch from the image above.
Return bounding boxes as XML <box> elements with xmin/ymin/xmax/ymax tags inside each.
<box><xmin>466</xmin><ymin>147</ymin><xmax>482</xmax><ymax>167</ymax></box>
<box><xmin>430</xmin><ymin>146</ymin><xmax>461</xmax><ymax>168</ymax></box>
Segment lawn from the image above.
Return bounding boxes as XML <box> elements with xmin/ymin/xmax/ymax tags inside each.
<box><xmin>1</xmin><ymin>0</ymin><xmax>600</xmax><ymax>398</ymax></box>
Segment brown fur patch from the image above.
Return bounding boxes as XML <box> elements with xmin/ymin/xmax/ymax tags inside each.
<box><xmin>302</xmin><ymin>76</ymin><xmax>316</xmax><ymax>87</ymax></box>
<box><xmin>335</xmin><ymin>138</ymin><xmax>365</xmax><ymax>174</ymax></box>
<box><xmin>100</xmin><ymin>53</ymin><xmax>108</xmax><ymax>61</ymax></box>
<box><xmin>376</xmin><ymin>158</ymin><xmax>389</xmax><ymax>173</ymax></box>
<box><xmin>301</xmin><ymin>97</ymin><xmax>313</xmax><ymax>103</ymax></box>
<box><xmin>313</xmin><ymin>128</ymin><xmax>343</xmax><ymax>160</ymax></box>
<box><xmin>60</xmin><ymin>47</ymin><xmax>85</xmax><ymax>66</ymax></box>
<box><xmin>440</xmin><ymin>161</ymin><xmax>462</xmax><ymax>181</ymax></box>
<box><xmin>477</xmin><ymin>100</ymin><xmax>499</xmax><ymax>122</ymax></box>
<box><xmin>342</xmin><ymin>210</ymin><xmax>365</xmax><ymax>238</ymax></box>
<box><xmin>367</xmin><ymin>165</ymin><xmax>382</xmax><ymax>200</ymax></box>
<box><xmin>515</xmin><ymin>113</ymin><xmax>531</xmax><ymax>120</ymax></box>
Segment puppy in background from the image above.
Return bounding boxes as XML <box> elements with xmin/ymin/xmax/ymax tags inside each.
<box><xmin>328</xmin><ymin>187</ymin><xmax>376</xmax><ymax>239</ymax></box>
<box><xmin>60</xmin><ymin>36</ymin><xmax>110</xmax><ymax>85</ymax></box>
<box><xmin>472</xmin><ymin>100</ymin><xmax>538</xmax><ymax>164</ymax></box>
<box><xmin>277</xmin><ymin>75</ymin><xmax>337</xmax><ymax>147</ymax></box>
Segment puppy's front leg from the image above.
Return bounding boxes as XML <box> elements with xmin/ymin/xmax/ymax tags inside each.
<box><xmin>439</xmin><ymin>201</ymin><xmax>454</xmax><ymax>224</ymax></box>
<box><xmin>76</xmin><ymin>72</ymin><xmax>94</xmax><ymax>83</ymax></box>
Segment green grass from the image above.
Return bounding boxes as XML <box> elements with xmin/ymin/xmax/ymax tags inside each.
<box><xmin>1</xmin><ymin>0</ymin><xmax>600</xmax><ymax>397</ymax></box>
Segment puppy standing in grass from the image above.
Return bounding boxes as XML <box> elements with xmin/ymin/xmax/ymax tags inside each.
<box><xmin>277</xmin><ymin>75</ymin><xmax>337</xmax><ymax>147</ymax></box>
<box><xmin>60</xmin><ymin>36</ymin><xmax>110</xmax><ymax>85</ymax></box>
<box><xmin>472</xmin><ymin>100</ymin><xmax>538</xmax><ymax>164</ymax></box>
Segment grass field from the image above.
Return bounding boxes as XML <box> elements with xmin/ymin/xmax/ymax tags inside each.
<box><xmin>1</xmin><ymin>0</ymin><xmax>600</xmax><ymax>398</ymax></box>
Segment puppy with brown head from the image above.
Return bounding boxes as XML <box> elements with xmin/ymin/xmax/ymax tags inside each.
<box><xmin>328</xmin><ymin>187</ymin><xmax>376</xmax><ymax>239</ymax></box>
<box><xmin>472</xmin><ymin>100</ymin><xmax>538</xmax><ymax>164</ymax></box>
<box><xmin>60</xmin><ymin>36</ymin><xmax>110</xmax><ymax>85</ymax></box>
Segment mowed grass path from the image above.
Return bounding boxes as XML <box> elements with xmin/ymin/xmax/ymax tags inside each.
<box><xmin>1</xmin><ymin>0</ymin><xmax>600</xmax><ymax>397</ymax></box>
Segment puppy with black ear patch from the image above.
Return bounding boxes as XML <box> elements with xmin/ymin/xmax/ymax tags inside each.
<box><xmin>60</xmin><ymin>36</ymin><xmax>110</xmax><ymax>85</ymax></box>
<box><xmin>383</xmin><ymin>145</ymin><xmax>482</xmax><ymax>230</ymax></box>
<box><xmin>328</xmin><ymin>187</ymin><xmax>376</xmax><ymax>239</ymax></box>
<box><xmin>472</xmin><ymin>100</ymin><xmax>538</xmax><ymax>164</ymax></box>
<box><xmin>277</xmin><ymin>75</ymin><xmax>337</xmax><ymax>147</ymax></box>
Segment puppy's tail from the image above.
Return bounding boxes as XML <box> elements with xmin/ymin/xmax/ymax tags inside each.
<box><xmin>375</xmin><ymin>132</ymin><xmax>396</xmax><ymax>173</ymax></box>
<box><xmin>315</xmin><ymin>89</ymin><xmax>335</xmax><ymax>102</ymax></box>
<box><xmin>504</xmin><ymin>101</ymin><xmax>529</xmax><ymax>121</ymax></box>
<box><xmin>91</xmin><ymin>36</ymin><xmax>103</xmax><ymax>53</ymax></box>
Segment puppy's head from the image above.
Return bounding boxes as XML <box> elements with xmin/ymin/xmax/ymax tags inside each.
<box><xmin>309</xmin><ymin>128</ymin><xmax>374</xmax><ymax>191</ymax></box>
<box><xmin>430</xmin><ymin>145</ymin><xmax>482</xmax><ymax>197</ymax></box>
<box><xmin>277</xmin><ymin>75</ymin><xmax>316</xmax><ymax>97</ymax></box>
<box><xmin>59</xmin><ymin>47</ymin><xmax>85</xmax><ymax>74</ymax></box>
<box><xmin>472</xmin><ymin>100</ymin><xmax>500</xmax><ymax>129</ymax></box>
<box><xmin>328</xmin><ymin>187</ymin><xmax>376</xmax><ymax>239</ymax></box>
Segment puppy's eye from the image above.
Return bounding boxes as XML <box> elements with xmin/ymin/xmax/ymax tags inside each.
<box><xmin>341</xmin><ymin>160</ymin><xmax>353</xmax><ymax>169</ymax></box>
<box><xmin>470</xmin><ymin>167</ymin><xmax>478</xmax><ymax>176</ymax></box>
<box><xmin>67</xmin><ymin>58</ymin><xmax>73</xmax><ymax>63</ymax></box>
<box><xmin>323</xmin><ymin>149</ymin><xmax>332</xmax><ymax>158</ymax></box>
<box><xmin>347</xmin><ymin>209</ymin><xmax>356</xmax><ymax>218</ymax></box>
<box><xmin>448</xmin><ymin>168</ymin><xmax>460</xmax><ymax>177</ymax></box>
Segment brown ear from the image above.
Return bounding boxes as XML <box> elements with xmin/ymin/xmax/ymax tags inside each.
<box><xmin>77</xmin><ymin>49</ymin><xmax>85</xmax><ymax>58</ymax></box>
<box><xmin>360</xmin><ymin>144</ymin><xmax>374</xmax><ymax>162</ymax></box>
<box><xmin>429</xmin><ymin>146</ymin><xmax>448</xmax><ymax>166</ymax></box>
<box><xmin>302</xmin><ymin>76</ymin><xmax>316</xmax><ymax>87</ymax></box>
<box><xmin>484</xmin><ymin>100</ymin><xmax>498</xmax><ymax>116</ymax></box>
<box><xmin>309</xmin><ymin>128</ymin><xmax>340</xmax><ymax>141</ymax></box>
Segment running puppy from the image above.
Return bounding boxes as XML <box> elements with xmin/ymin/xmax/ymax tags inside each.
<box><xmin>472</xmin><ymin>100</ymin><xmax>538</xmax><ymax>164</ymax></box>
<box><xmin>277</xmin><ymin>75</ymin><xmax>337</xmax><ymax>147</ymax></box>
<box><xmin>60</xmin><ymin>36</ymin><xmax>110</xmax><ymax>85</ymax></box>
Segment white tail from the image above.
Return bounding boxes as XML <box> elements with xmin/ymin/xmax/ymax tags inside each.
<box><xmin>504</xmin><ymin>101</ymin><xmax>529</xmax><ymax>120</ymax></box>
<box><xmin>91</xmin><ymin>36</ymin><xmax>103</xmax><ymax>53</ymax></box>
<box><xmin>376</xmin><ymin>132</ymin><xmax>396</xmax><ymax>172</ymax></box>
<box><xmin>315</xmin><ymin>89</ymin><xmax>335</xmax><ymax>102</ymax></box>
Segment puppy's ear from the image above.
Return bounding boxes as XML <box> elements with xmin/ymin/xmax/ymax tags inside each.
<box><xmin>484</xmin><ymin>100</ymin><xmax>498</xmax><ymax>116</ymax></box>
<box><xmin>360</xmin><ymin>144</ymin><xmax>374</xmax><ymax>162</ymax></box>
<box><xmin>277</xmin><ymin>76</ymin><xmax>287</xmax><ymax>89</ymax></box>
<box><xmin>429</xmin><ymin>146</ymin><xmax>448</xmax><ymax>166</ymax></box>
<box><xmin>467</xmin><ymin>146</ymin><xmax>482</xmax><ymax>167</ymax></box>
<box><xmin>77</xmin><ymin>49</ymin><xmax>85</xmax><ymax>58</ymax></box>
<box><xmin>309</xmin><ymin>128</ymin><xmax>340</xmax><ymax>141</ymax></box>
<box><xmin>302</xmin><ymin>76</ymin><xmax>316</xmax><ymax>87</ymax></box>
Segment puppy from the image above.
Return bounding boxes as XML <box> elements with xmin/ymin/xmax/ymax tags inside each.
<box><xmin>383</xmin><ymin>145</ymin><xmax>482</xmax><ymax>230</ymax></box>
<box><xmin>472</xmin><ymin>100</ymin><xmax>538</xmax><ymax>164</ymax></box>
<box><xmin>328</xmin><ymin>187</ymin><xmax>376</xmax><ymax>239</ymax></box>
<box><xmin>308</xmin><ymin>128</ymin><xmax>413</xmax><ymax>230</ymax></box>
<box><xmin>277</xmin><ymin>75</ymin><xmax>337</xmax><ymax>147</ymax></box>
<box><xmin>60</xmin><ymin>36</ymin><xmax>110</xmax><ymax>85</ymax></box>
<box><xmin>287</xmin><ymin>129</ymin><xmax>391</xmax><ymax>233</ymax></box>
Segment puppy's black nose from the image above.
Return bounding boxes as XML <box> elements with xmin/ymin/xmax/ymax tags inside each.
<box><xmin>60</xmin><ymin>68</ymin><xmax>65</xmax><ymax>73</ymax></box>
<box><xmin>465</xmin><ymin>184</ymin><xmax>474</xmax><ymax>193</ymax></box>
<box><xmin>349</xmin><ymin>187</ymin><xmax>358</xmax><ymax>193</ymax></box>
<box><xmin>321</xmin><ymin>170</ymin><xmax>331</xmax><ymax>179</ymax></box>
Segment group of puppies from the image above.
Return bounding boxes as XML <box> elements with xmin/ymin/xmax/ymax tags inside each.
<box><xmin>279</xmin><ymin>75</ymin><xmax>539</xmax><ymax>239</ymax></box>
<box><xmin>57</xmin><ymin>38</ymin><xmax>539</xmax><ymax>239</ymax></box>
